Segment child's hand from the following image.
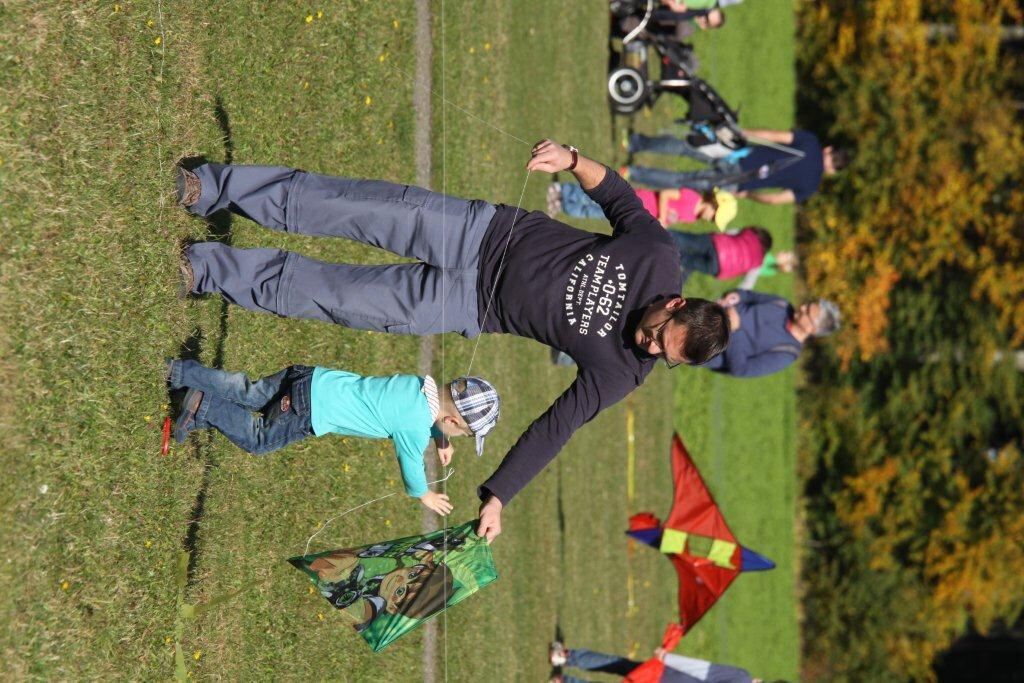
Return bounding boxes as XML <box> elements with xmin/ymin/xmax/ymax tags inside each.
<box><xmin>420</xmin><ymin>491</ymin><xmax>453</xmax><ymax>516</ymax></box>
<box><xmin>436</xmin><ymin>442</ymin><xmax>454</xmax><ymax>466</ymax></box>
<box><xmin>718</xmin><ymin>292</ymin><xmax>741</xmax><ymax>308</ymax></box>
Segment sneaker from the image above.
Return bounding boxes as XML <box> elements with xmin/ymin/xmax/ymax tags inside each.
<box><xmin>177</xmin><ymin>247</ymin><xmax>195</xmax><ymax>300</ymax></box>
<box><xmin>176</xmin><ymin>166</ymin><xmax>201</xmax><ymax>208</ymax></box>
<box><xmin>173</xmin><ymin>388</ymin><xmax>204</xmax><ymax>443</ymax></box>
<box><xmin>546</xmin><ymin>183</ymin><xmax>562</xmax><ymax>217</ymax></box>
<box><xmin>549</xmin><ymin>641</ymin><xmax>568</xmax><ymax>667</ymax></box>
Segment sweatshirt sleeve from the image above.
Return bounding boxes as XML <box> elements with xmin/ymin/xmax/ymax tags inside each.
<box><xmin>392</xmin><ymin>431</ymin><xmax>429</xmax><ymax>497</ymax></box>
<box><xmin>585</xmin><ymin>166</ymin><xmax>667</xmax><ymax>239</ymax></box>
<box><xmin>479</xmin><ymin>368</ymin><xmax>636</xmax><ymax>504</ymax></box>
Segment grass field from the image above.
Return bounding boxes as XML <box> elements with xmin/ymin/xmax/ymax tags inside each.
<box><xmin>1</xmin><ymin>1</ymin><xmax>798</xmax><ymax>680</ymax></box>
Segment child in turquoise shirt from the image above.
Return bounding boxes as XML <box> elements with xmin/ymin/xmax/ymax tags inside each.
<box><xmin>167</xmin><ymin>359</ymin><xmax>501</xmax><ymax>515</ymax></box>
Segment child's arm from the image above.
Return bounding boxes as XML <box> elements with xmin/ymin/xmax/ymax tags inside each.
<box><xmin>657</xmin><ymin>190</ymin><xmax>681</xmax><ymax>226</ymax></box>
<box><xmin>744</xmin><ymin>189</ymin><xmax>796</xmax><ymax>205</ymax></box>
<box><xmin>740</xmin><ymin>128</ymin><xmax>795</xmax><ymax>145</ymax></box>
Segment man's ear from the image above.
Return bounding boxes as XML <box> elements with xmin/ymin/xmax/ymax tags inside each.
<box><xmin>666</xmin><ymin>297</ymin><xmax>686</xmax><ymax>311</ymax></box>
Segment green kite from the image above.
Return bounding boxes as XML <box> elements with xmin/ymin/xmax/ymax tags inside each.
<box><xmin>289</xmin><ymin>520</ymin><xmax>498</xmax><ymax>651</ymax></box>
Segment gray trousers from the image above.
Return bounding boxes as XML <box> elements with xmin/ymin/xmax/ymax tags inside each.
<box><xmin>185</xmin><ymin>164</ymin><xmax>496</xmax><ymax>337</ymax></box>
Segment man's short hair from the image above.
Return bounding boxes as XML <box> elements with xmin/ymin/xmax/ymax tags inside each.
<box><xmin>814</xmin><ymin>299</ymin><xmax>841</xmax><ymax>337</ymax></box>
<box><xmin>673</xmin><ymin>298</ymin><xmax>730</xmax><ymax>364</ymax></box>
<box><xmin>708</xmin><ymin>9</ymin><xmax>726</xmax><ymax>28</ymax></box>
<box><xmin>829</xmin><ymin>147</ymin><xmax>851</xmax><ymax>172</ymax></box>
<box><xmin>750</xmin><ymin>226</ymin><xmax>773</xmax><ymax>252</ymax></box>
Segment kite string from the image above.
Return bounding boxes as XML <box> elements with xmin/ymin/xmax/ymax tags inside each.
<box><xmin>441</xmin><ymin>3</ymin><xmax>449</xmax><ymax>681</ymax></box>
<box><xmin>302</xmin><ymin>468</ymin><xmax>456</xmax><ymax>556</ymax></box>
<box><xmin>465</xmin><ymin>168</ymin><xmax>532</xmax><ymax>376</ymax></box>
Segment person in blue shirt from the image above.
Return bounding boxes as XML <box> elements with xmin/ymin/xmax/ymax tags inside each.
<box><xmin>166</xmin><ymin>359</ymin><xmax>500</xmax><ymax>515</ymax></box>
<box><xmin>548</xmin><ymin>639</ymin><xmax>773</xmax><ymax>683</ymax></box>
<box><xmin>701</xmin><ymin>289</ymin><xmax>841</xmax><ymax>377</ymax></box>
<box><xmin>625</xmin><ymin>128</ymin><xmax>850</xmax><ymax>205</ymax></box>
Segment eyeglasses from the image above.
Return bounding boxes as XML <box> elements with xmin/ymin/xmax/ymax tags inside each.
<box><xmin>649</xmin><ymin>316</ymin><xmax>687</xmax><ymax>369</ymax></box>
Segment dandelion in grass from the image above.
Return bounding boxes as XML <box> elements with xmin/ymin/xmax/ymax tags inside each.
<box><xmin>365</xmin><ymin>95</ymin><xmax>372</xmax><ymax>106</ymax></box>
<box><xmin>484</xmin><ymin>42</ymin><xmax>491</xmax><ymax>51</ymax></box>
<box><xmin>145</xmin><ymin>539</ymin><xmax>153</xmax><ymax>548</ymax></box>
<box><xmin>193</xmin><ymin>650</ymin><xmax>202</xmax><ymax>661</ymax></box>
<box><xmin>317</xmin><ymin>612</ymin><xmax>325</xmax><ymax>621</ymax></box>
<box><xmin>61</xmin><ymin>580</ymin><xmax>70</xmax><ymax>590</ymax></box>
<box><xmin>469</xmin><ymin>46</ymin><xmax>475</xmax><ymax>55</ymax></box>
<box><xmin>153</xmin><ymin>36</ymin><xmax>161</xmax><ymax>45</ymax></box>
<box><xmin>165</xmin><ymin>636</ymin><xmax>172</xmax><ymax>645</ymax></box>
<box><xmin>392</xmin><ymin>19</ymin><xmax>399</xmax><ymax>28</ymax></box>
<box><xmin>378</xmin><ymin>52</ymin><xmax>387</xmax><ymax>63</ymax></box>
<box><xmin>147</xmin><ymin>18</ymin><xmax>154</xmax><ymax>27</ymax></box>
<box><xmin>305</xmin><ymin>14</ymin><xmax>313</xmax><ymax>23</ymax></box>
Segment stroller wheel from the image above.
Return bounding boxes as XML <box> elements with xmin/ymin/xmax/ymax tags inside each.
<box><xmin>607</xmin><ymin>67</ymin><xmax>647</xmax><ymax>113</ymax></box>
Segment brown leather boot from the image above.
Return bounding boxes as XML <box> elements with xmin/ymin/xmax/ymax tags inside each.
<box><xmin>176</xmin><ymin>166</ymin><xmax>201</xmax><ymax>207</ymax></box>
<box><xmin>177</xmin><ymin>248</ymin><xmax>195</xmax><ymax>300</ymax></box>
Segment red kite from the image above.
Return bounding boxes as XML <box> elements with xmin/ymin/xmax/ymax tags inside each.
<box><xmin>627</xmin><ymin>433</ymin><xmax>774</xmax><ymax>634</ymax></box>
<box><xmin>623</xmin><ymin>623</ymin><xmax>686</xmax><ymax>683</ymax></box>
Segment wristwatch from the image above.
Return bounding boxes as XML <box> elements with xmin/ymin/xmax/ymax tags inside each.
<box><xmin>563</xmin><ymin>144</ymin><xmax>579</xmax><ymax>171</ymax></box>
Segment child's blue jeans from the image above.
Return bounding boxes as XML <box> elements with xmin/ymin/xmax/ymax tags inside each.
<box><xmin>559</xmin><ymin>183</ymin><xmax>607</xmax><ymax>219</ymax></box>
<box><xmin>562</xmin><ymin>648</ymin><xmax>642</xmax><ymax>682</ymax></box>
<box><xmin>669</xmin><ymin>230</ymin><xmax>720</xmax><ymax>276</ymax></box>
<box><xmin>168</xmin><ymin>359</ymin><xmax>314</xmax><ymax>455</ymax></box>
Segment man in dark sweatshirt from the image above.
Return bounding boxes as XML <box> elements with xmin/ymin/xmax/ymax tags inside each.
<box><xmin>701</xmin><ymin>289</ymin><xmax>840</xmax><ymax>377</ymax></box>
<box><xmin>174</xmin><ymin>139</ymin><xmax>730</xmax><ymax>542</ymax></box>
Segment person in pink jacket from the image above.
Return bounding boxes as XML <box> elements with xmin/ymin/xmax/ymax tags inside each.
<box><xmin>549</xmin><ymin>181</ymin><xmax>737</xmax><ymax>231</ymax></box>
<box><xmin>670</xmin><ymin>225</ymin><xmax>773</xmax><ymax>280</ymax></box>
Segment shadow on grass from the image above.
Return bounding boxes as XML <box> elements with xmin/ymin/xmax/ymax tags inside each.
<box><xmin>553</xmin><ymin>465</ymin><xmax>567</xmax><ymax>679</ymax></box>
<box><xmin>176</xmin><ymin>96</ymin><xmax>236</xmax><ymax>587</ymax></box>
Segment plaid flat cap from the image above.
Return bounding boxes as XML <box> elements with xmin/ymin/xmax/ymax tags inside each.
<box><xmin>450</xmin><ymin>377</ymin><xmax>501</xmax><ymax>456</ymax></box>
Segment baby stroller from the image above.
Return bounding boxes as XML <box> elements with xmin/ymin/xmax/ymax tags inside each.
<box><xmin>608</xmin><ymin>0</ymin><xmax>746</xmax><ymax>154</ymax></box>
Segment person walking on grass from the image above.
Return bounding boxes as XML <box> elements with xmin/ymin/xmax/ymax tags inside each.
<box><xmin>174</xmin><ymin>138</ymin><xmax>730</xmax><ymax>542</ymax></box>
<box><xmin>168</xmin><ymin>358</ymin><xmax>500</xmax><ymax>516</ymax></box>
<box><xmin>704</xmin><ymin>289</ymin><xmax>840</xmax><ymax>378</ymax></box>
<box><xmin>547</xmin><ymin>640</ymin><xmax>778</xmax><ymax>683</ymax></box>
<box><xmin>625</xmin><ymin>128</ymin><xmax>850</xmax><ymax>205</ymax></box>
<box><xmin>548</xmin><ymin>180</ymin><xmax>737</xmax><ymax>231</ymax></box>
